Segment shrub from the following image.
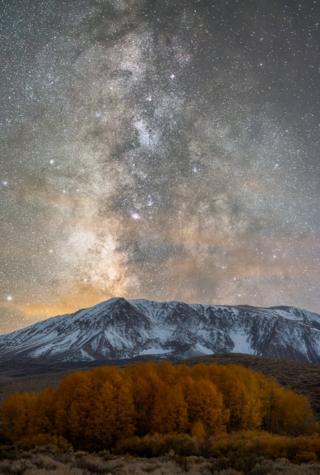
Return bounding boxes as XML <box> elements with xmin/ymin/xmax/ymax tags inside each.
<box><xmin>75</xmin><ymin>454</ymin><xmax>110</xmax><ymax>473</ymax></box>
<box><xmin>167</xmin><ymin>434</ymin><xmax>199</xmax><ymax>456</ymax></box>
<box><xmin>0</xmin><ymin>445</ymin><xmax>17</xmax><ymax>461</ymax></box>
<box><xmin>209</xmin><ymin>431</ymin><xmax>320</xmax><ymax>464</ymax></box>
<box><xmin>15</xmin><ymin>434</ymin><xmax>71</xmax><ymax>452</ymax></box>
<box><xmin>115</xmin><ymin>433</ymin><xmax>169</xmax><ymax>457</ymax></box>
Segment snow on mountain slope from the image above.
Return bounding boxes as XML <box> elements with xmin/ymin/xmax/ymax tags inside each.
<box><xmin>0</xmin><ymin>297</ymin><xmax>320</xmax><ymax>363</ymax></box>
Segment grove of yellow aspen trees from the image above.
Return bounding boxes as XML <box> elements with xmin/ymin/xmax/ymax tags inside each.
<box><xmin>1</xmin><ymin>362</ymin><xmax>317</xmax><ymax>451</ymax></box>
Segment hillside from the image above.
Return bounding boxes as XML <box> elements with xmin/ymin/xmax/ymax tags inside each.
<box><xmin>1</xmin><ymin>298</ymin><xmax>320</xmax><ymax>363</ymax></box>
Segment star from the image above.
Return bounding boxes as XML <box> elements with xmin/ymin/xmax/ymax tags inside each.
<box><xmin>1</xmin><ymin>0</ymin><xmax>320</xmax><ymax>334</ymax></box>
<box><xmin>130</xmin><ymin>212</ymin><xmax>142</xmax><ymax>220</ymax></box>
<box><xmin>147</xmin><ymin>196</ymin><xmax>154</xmax><ymax>207</ymax></box>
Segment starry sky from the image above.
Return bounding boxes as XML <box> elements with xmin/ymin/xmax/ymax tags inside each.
<box><xmin>1</xmin><ymin>0</ymin><xmax>320</xmax><ymax>333</ymax></box>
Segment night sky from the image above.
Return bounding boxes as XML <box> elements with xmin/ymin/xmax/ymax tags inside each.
<box><xmin>1</xmin><ymin>0</ymin><xmax>320</xmax><ymax>333</ymax></box>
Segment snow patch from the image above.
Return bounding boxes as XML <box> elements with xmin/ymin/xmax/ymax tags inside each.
<box><xmin>139</xmin><ymin>348</ymin><xmax>170</xmax><ymax>356</ymax></box>
<box><xmin>229</xmin><ymin>329</ymin><xmax>253</xmax><ymax>354</ymax></box>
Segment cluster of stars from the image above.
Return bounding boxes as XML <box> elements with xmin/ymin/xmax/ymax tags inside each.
<box><xmin>0</xmin><ymin>0</ymin><xmax>320</xmax><ymax>332</ymax></box>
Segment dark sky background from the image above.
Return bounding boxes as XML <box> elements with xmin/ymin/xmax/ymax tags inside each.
<box><xmin>1</xmin><ymin>0</ymin><xmax>320</xmax><ymax>333</ymax></box>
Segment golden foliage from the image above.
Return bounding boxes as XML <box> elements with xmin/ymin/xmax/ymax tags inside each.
<box><xmin>209</xmin><ymin>430</ymin><xmax>320</xmax><ymax>463</ymax></box>
<box><xmin>1</xmin><ymin>362</ymin><xmax>317</xmax><ymax>451</ymax></box>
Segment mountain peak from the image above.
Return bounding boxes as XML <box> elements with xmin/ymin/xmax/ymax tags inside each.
<box><xmin>0</xmin><ymin>298</ymin><xmax>319</xmax><ymax>364</ymax></box>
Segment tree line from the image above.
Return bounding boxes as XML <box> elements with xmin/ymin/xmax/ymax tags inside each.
<box><xmin>1</xmin><ymin>362</ymin><xmax>316</xmax><ymax>451</ymax></box>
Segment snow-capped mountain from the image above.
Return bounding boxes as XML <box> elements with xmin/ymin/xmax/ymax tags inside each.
<box><xmin>0</xmin><ymin>297</ymin><xmax>320</xmax><ymax>363</ymax></box>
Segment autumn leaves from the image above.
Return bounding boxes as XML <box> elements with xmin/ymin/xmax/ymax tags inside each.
<box><xmin>1</xmin><ymin>362</ymin><xmax>316</xmax><ymax>452</ymax></box>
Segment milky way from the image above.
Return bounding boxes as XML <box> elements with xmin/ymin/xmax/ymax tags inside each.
<box><xmin>1</xmin><ymin>0</ymin><xmax>320</xmax><ymax>332</ymax></box>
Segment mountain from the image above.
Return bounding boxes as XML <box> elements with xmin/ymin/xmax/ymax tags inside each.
<box><xmin>0</xmin><ymin>297</ymin><xmax>320</xmax><ymax>363</ymax></box>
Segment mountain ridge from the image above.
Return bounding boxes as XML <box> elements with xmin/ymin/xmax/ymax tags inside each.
<box><xmin>1</xmin><ymin>297</ymin><xmax>320</xmax><ymax>363</ymax></box>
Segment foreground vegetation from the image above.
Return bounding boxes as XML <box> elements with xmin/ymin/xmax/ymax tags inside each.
<box><xmin>193</xmin><ymin>353</ymin><xmax>320</xmax><ymax>417</ymax></box>
<box><xmin>1</xmin><ymin>445</ymin><xmax>320</xmax><ymax>474</ymax></box>
<box><xmin>2</xmin><ymin>353</ymin><xmax>320</xmax><ymax>417</ymax></box>
<box><xmin>1</xmin><ymin>362</ymin><xmax>320</xmax><ymax>473</ymax></box>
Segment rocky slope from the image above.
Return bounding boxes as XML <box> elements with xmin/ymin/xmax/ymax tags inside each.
<box><xmin>0</xmin><ymin>297</ymin><xmax>320</xmax><ymax>363</ymax></box>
